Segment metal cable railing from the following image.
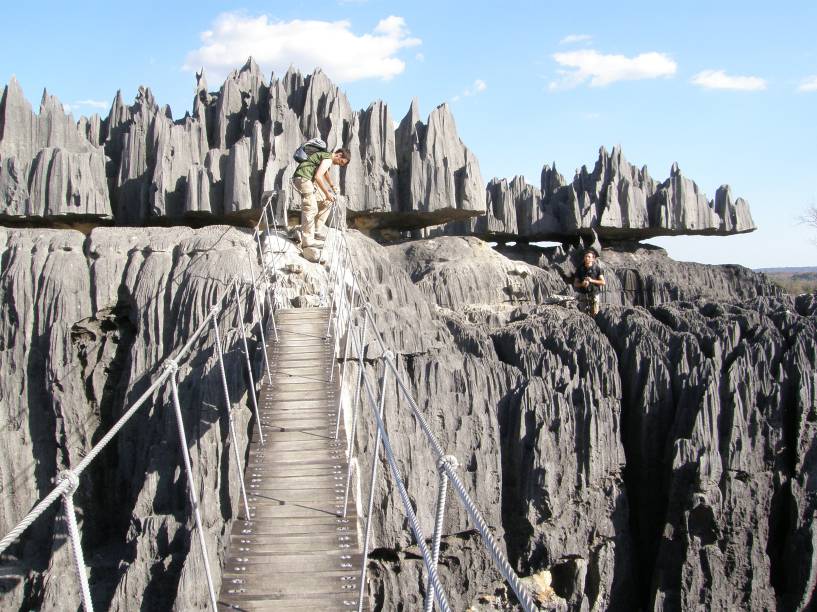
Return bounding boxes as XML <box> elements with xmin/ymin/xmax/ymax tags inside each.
<box><xmin>1</xmin><ymin>188</ymin><xmax>536</xmax><ymax>611</ymax></box>
<box><xmin>319</xmin><ymin>199</ymin><xmax>537</xmax><ymax>612</ymax></box>
<box><xmin>0</xmin><ymin>198</ymin><xmax>287</xmax><ymax>612</ymax></box>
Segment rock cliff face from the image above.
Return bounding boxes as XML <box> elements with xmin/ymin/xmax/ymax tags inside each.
<box><xmin>432</xmin><ymin>146</ymin><xmax>755</xmax><ymax>241</ymax></box>
<box><xmin>0</xmin><ymin>226</ymin><xmax>813</xmax><ymax>610</ymax></box>
<box><xmin>0</xmin><ymin>226</ymin><xmax>281</xmax><ymax>609</ymax></box>
<box><xmin>1</xmin><ymin>67</ymin><xmax>754</xmax><ymax>242</ymax></box>
<box><xmin>0</xmin><ymin>61</ymin><xmax>484</xmax><ymax>230</ymax></box>
<box><xmin>342</xmin><ymin>235</ymin><xmax>814</xmax><ymax>611</ymax></box>
<box><xmin>495</xmin><ymin>241</ymin><xmax>781</xmax><ymax>308</ymax></box>
<box><xmin>2</xmin><ymin>64</ymin><xmax>809</xmax><ymax>612</ymax></box>
<box><xmin>0</xmin><ymin>78</ymin><xmax>110</xmax><ymax>221</ymax></box>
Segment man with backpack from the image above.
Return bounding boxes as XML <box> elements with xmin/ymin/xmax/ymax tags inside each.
<box><xmin>291</xmin><ymin>144</ymin><xmax>351</xmax><ymax>249</ymax></box>
<box><xmin>573</xmin><ymin>248</ymin><xmax>605</xmax><ymax>315</ymax></box>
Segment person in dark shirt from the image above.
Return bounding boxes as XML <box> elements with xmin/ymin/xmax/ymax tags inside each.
<box><xmin>573</xmin><ymin>248</ymin><xmax>605</xmax><ymax>315</ymax></box>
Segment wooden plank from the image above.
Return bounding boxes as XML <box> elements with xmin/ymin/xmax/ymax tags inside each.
<box><xmin>219</xmin><ymin>307</ymin><xmax>367</xmax><ymax>610</ymax></box>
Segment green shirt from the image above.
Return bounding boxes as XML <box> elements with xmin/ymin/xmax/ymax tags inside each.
<box><xmin>294</xmin><ymin>151</ymin><xmax>332</xmax><ymax>181</ymax></box>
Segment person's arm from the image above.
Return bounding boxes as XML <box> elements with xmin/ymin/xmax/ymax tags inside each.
<box><xmin>588</xmin><ymin>273</ymin><xmax>605</xmax><ymax>288</ymax></box>
<box><xmin>313</xmin><ymin>158</ymin><xmax>335</xmax><ymax>202</ymax></box>
<box><xmin>573</xmin><ymin>274</ymin><xmax>586</xmax><ymax>289</ymax></box>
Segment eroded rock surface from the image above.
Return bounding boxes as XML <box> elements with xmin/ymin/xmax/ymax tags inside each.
<box><xmin>1</xmin><ymin>70</ymin><xmax>754</xmax><ymax>244</ymax></box>
<box><xmin>0</xmin><ymin>62</ymin><xmax>484</xmax><ymax>231</ymax></box>
<box><xmin>0</xmin><ymin>78</ymin><xmax>110</xmax><ymax>220</ymax></box>
<box><xmin>339</xmin><ymin>234</ymin><xmax>814</xmax><ymax>611</ymax></box>
<box><xmin>0</xmin><ymin>226</ymin><xmax>294</xmax><ymax>610</ymax></box>
<box><xmin>433</xmin><ymin>146</ymin><xmax>755</xmax><ymax>241</ymax></box>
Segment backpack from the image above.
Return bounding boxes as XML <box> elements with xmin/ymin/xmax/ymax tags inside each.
<box><xmin>293</xmin><ymin>138</ymin><xmax>327</xmax><ymax>162</ymax></box>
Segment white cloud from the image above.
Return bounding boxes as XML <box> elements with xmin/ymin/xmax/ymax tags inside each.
<box><xmin>559</xmin><ymin>34</ymin><xmax>592</xmax><ymax>45</ymax></box>
<box><xmin>183</xmin><ymin>13</ymin><xmax>421</xmax><ymax>83</ymax></box>
<box><xmin>797</xmin><ymin>75</ymin><xmax>817</xmax><ymax>92</ymax></box>
<box><xmin>550</xmin><ymin>49</ymin><xmax>676</xmax><ymax>89</ymax></box>
<box><xmin>451</xmin><ymin>79</ymin><xmax>487</xmax><ymax>102</ymax></box>
<box><xmin>691</xmin><ymin>69</ymin><xmax>766</xmax><ymax>91</ymax></box>
<box><xmin>75</xmin><ymin>99</ymin><xmax>109</xmax><ymax>109</ymax></box>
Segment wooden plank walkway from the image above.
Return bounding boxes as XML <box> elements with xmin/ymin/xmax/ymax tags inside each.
<box><xmin>218</xmin><ymin>307</ymin><xmax>366</xmax><ymax>611</ymax></box>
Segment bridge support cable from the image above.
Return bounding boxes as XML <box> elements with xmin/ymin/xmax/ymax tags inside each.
<box><xmin>233</xmin><ymin>282</ymin><xmax>265</xmax><ymax>447</ymax></box>
<box><xmin>59</xmin><ymin>469</ymin><xmax>94</xmax><ymax>612</ymax></box>
<box><xmin>354</xmin><ymin>348</ymin><xmax>452</xmax><ymax>612</ymax></box>
<box><xmin>424</xmin><ymin>455</ymin><xmax>457</xmax><ymax>612</ymax></box>
<box><xmin>334</xmin><ymin>280</ymin><xmax>358</xmax><ymax>441</ymax></box>
<box><xmin>356</xmin><ymin>353</ymin><xmax>392</xmax><ymax>612</ymax></box>
<box><xmin>251</xmin><ymin>228</ymin><xmax>278</xmax><ymax>343</ymax></box>
<box><xmin>0</xmin><ymin>197</ymin><xmax>282</xmax><ymax>611</ymax></box>
<box><xmin>211</xmin><ymin>308</ymin><xmax>252</xmax><ymax>521</ymax></box>
<box><xmin>322</xmin><ymin>201</ymin><xmax>537</xmax><ymax>612</ymax></box>
<box><xmin>246</xmin><ymin>245</ymin><xmax>274</xmax><ymax>386</ymax></box>
<box><xmin>166</xmin><ymin>359</ymin><xmax>219</xmax><ymax>611</ymax></box>
<box><xmin>342</xmin><ymin>312</ymin><xmax>368</xmax><ymax>519</ymax></box>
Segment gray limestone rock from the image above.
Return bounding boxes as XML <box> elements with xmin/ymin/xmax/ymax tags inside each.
<box><xmin>2</xmin><ymin>69</ymin><xmax>488</xmax><ymax>231</ymax></box>
<box><xmin>495</xmin><ymin>241</ymin><xmax>781</xmax><ymax>309</ymax></box>
<box><xmin>1</xmin><ymin>72</ymin><xmax>754</xmax><ymax>244</ymax></box>
<box><xmin>392</xmin><ymin>99</ymin><xmax>486</xmax><ymax>231</ymax></box>
<box><xmin>433</xmin><ymin>146</ymin><xmax>756</xmax><ymax>242</ymax></box>
<box><xmin>0</xmin><ymin>79</ymin><xmax>111</xmax><ymax>220</ymax></box>
<box><xmin>0</xmin><ymin>226</ymin><xmax>267</xmax><ymax>610</ymax></box>
<box><xmin>338</xmin><ymin>233</ymin><xmax>813</xmax><ymax>611</ymax></box>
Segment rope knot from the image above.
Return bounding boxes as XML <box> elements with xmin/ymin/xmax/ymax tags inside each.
<box><xmin>210</xmin><ymin>304</ymin><xmax>221</xmax><ymax>316</ymax></box>
<box><xmin>58</xmin><ymin>469</ymin><xmax>80</xmax><ymax>495</ymax></box>
<box><xmin>383</xmin><ymin>350</ymin><xmax>395</xmax><ymax>362</ymax></box>
<box><xmin>437</xmin><ymin>455</ymin><xmax>459</xmax><ymax>473</ymax></box>
<box><xmin>163</xmin><ymin>359</ymin><xmax>179</xmax><ymax>375</ymax></box>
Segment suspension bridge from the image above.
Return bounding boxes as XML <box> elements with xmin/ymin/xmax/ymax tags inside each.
<box><xmin>0</xmin><ymin>196</ymin><xmax>537</xmax><ymax>611</ymax></box>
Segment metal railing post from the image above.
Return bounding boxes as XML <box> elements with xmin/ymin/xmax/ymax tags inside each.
<box><xmin>250</xmin><ymin>231</ymin><xmax>278</xmax><ymax>342</ymax></box>
<box><xmin>252</xmin><ymin>231</ymin><xmax>279</xmax><ymax>344</ymax></box>
<box><xmin>334</xmin><ymin>282</ymin><xmax>357</xmax><ymax>439</ymax></box>
<box><xmin>233</xmin><ymin>283</ymin><xmax>264</xmax><ymax>445</ymax></box>
<box><xmin>58</xmin><ymin>470</ymin><xmax>94</xmax><ymax>612</ymax></box>
<box><xmin>325</xmin><ymin>243</ymin><xmax>347</xmax><ymax>339</ymax></box>
<box><xmin>357</xmin><ymin>351</ymin><xmax>392</xmax><ymax>612</ymax></box>
<box><xmin>320</xmin><ymin>219</ymin><xmax>342</xmax><ymax>306</ymax></box>
<box><xmin>329</xmin><ymin>258</ymin><xmax>351</xmax><ymax>383</ymax></box>
<box><xmin>164</xmin><ymin>360</ymin><xmax>218</xmax><ymax>612</ymax></box>
<box><xmin>423</xmin><ymin>456</ymin><xmax>457</xmax><ymax>612</ymax></box>
<box><xmin>342</xmin><ymin>312</ymin><xmax>368</xmax><ymax>518</ymax></box>
<box><xmin>246</xmin><ymin>250</ymin><xmax>273</xmax><ymax>385</ymax></box>
<box><xmin>210</xmin><ymin>307</ymin><xmax>252</xmax><ymax>521</ymax></box>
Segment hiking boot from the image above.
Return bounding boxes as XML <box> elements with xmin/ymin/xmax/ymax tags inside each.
<box><xmin>302</xmin><ymin>238</ymin><xmax>325</xmax><ymax>249</ymax></box>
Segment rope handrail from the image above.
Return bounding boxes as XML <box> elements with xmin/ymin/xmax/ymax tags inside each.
<box><xmin>2</xmin><ymin>187</ymin><xmax>536</xmax><ymax>612</ymax></box>
<box><xmin>0</xmin><ymin>203</ymin><xmax>280</xmax><ymax>564</ymax></box>
<box><xmin>321</xmin><ymin>199</ymin><xmax>537</xmax><ymax>611</ymax></box>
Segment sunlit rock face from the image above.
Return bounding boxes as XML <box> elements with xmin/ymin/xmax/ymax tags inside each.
<box><xmin>0</xmin><ymin>61</ymin><xmax>484</xmax><ymax>231</ymax></box>
<box><xmin>431</xmin><ymin>146</ymin><xmax>755</xmax><ymax>242</ymax></box>
<box><xmin>2</xmin><ymin>60</ymin><xmax>806</xmax><ymax>612</ymax></box>
<box><xmin>341</xmin><ymin>234</ymin><xmax>812</xmax><ymax>611</ymax></box>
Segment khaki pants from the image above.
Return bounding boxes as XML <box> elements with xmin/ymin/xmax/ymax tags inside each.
<box><xmin>578</xmin><ymin>292</ymin><xmax>600</xmax><ymax>315</ymax></box>
<box><xmin>292</xmin><ymin>177</ymin><xmax>331</xmax><ymax>243</ymax></box>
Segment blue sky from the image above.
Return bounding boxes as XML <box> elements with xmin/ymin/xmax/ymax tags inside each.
<box><xmin>2</xmin><ymin>1</ymin><xmax>815</xmax><ymax>268</ymax></box>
